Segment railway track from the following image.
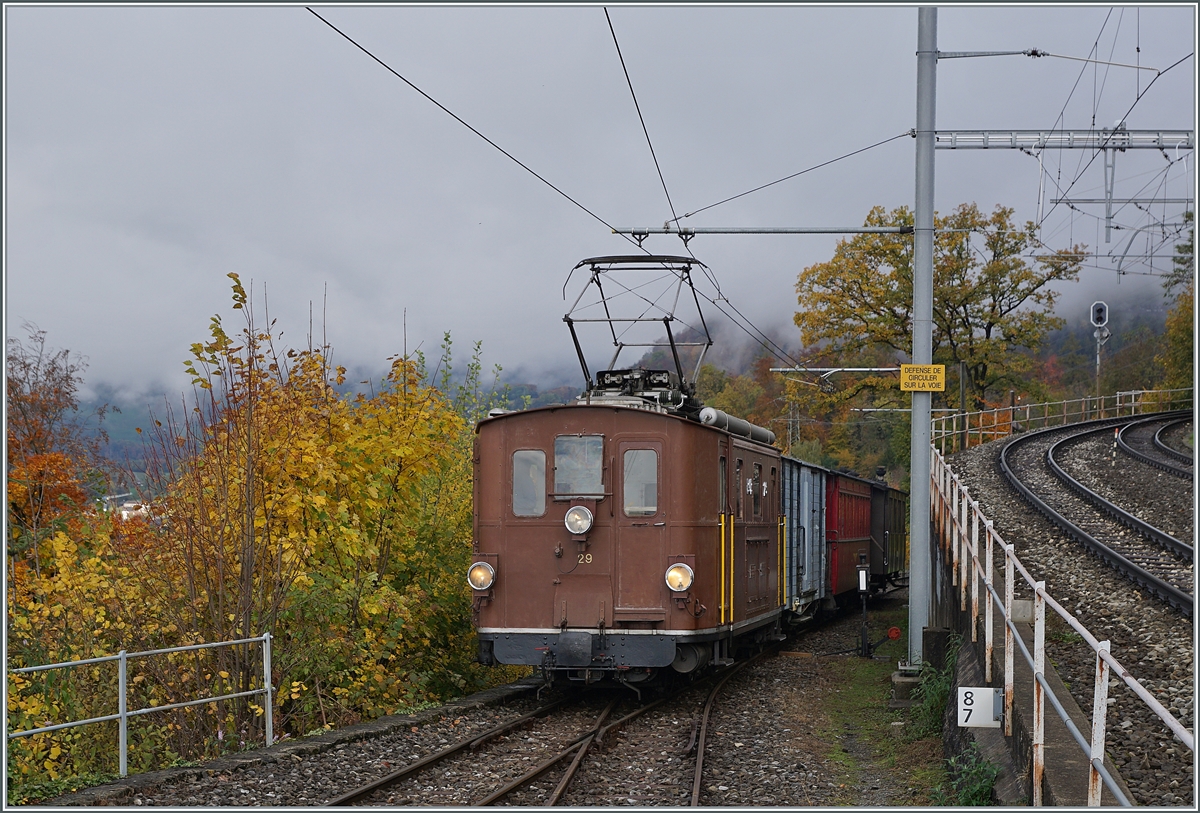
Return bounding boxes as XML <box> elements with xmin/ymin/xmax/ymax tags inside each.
<box><xmin>999</xmin><ymin>413</ymin><xmax>1194</xmax><ymax>617</ymax></box>
<box><xmin>327</xmin><ymin>651</ymin><xmax>772</xmax><ymax>807</ymax></box>
<box><xmin>1116</xmin><ymin>412</ymin><xmax>1194</xmax><ymax>477</ymax></box>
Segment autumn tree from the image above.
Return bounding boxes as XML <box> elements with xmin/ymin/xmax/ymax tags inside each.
<box><xmin>1161</xmin><ymin>210</ymin><xmax>1194</xmax><ymax>296</ymax></box>
<box><xmin>1156</xmin><ymin>211</ymin><xmax>1194</xmax><ymax>392</ymax></box>
<box><xmin>6</xmin><ymin>324</ymin><xmax>110</xmax><ymax>581</ymax></box>
<box><xmin>795</xmin><ymin>203</ymin><xmax>1085</xmax><ymax>409</ymax></box>
<box><xmin>131</xmin><ymin>275</ymin><xmax>501</xmax><ymax>740</ymax></box>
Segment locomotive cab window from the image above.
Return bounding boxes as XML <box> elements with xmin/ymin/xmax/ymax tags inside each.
<box><xmin>622</xmin><ymin>449</ymin><xmax>658</xmax><ymax>516</ymax></box>
<box><xmin>512</xmin><ymin>450</ymin><xmax>546</xmax><ymax>516</ymax></box>
<box><xmin>554</xmin><ymin>435</ymin><xmax>604</xmax><ymax>496</ymax></box>
<box><xmin>736</xmin><ymin>459</ymin><xmax>743</xmax><ymax>518</ymax></box>
<box><xmin>752</xmin><ymin>463</ymin><xmax>763</xmax><ymax>518</ymax></box>
<box><xmin>719</xmin><ymin>456</ymin><xmax>727</xmax><ymax>513</ymax></box>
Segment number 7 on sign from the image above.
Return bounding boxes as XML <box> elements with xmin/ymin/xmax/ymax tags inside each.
<box><xmin>958</xmin><ymin>686</ymin><xmax>1002</xmax><ymax>728</ymax></box>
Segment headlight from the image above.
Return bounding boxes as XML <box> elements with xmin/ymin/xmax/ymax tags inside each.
<box><xmin>467</xmin><ymin>562</ymin><xmax>495</xmax><ymax>591</ymax></box>
<box><xmin>665</xmin><ymin>563</ymin><xmax>694</xmax><ymax>592</ymax></box>
<box><xmin>564</xmin><ymin>505</ymin><xmax>594</xmax><ymax>535</ymax></box>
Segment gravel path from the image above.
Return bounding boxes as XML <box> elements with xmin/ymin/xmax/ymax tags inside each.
<box><xmin>949</xmin><ymin>436</ymin><xmax>1194</xmax><ymax>807</ymax></box>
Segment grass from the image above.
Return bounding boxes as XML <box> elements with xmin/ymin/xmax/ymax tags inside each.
<box><xmin>6</xmin><ymin>771</ymin><xmax>120</xmax><ymax>806</ymax></box>
<box><xmin>809</xmin><ymin>594</ymin><xmax>948</xmax><ymax>805</ymax></box>
<box><xmin>812</xmin><ymin>598</ymin><xmax>1004</xmax><ymax>807</ymax></box>
<box><xmin>900</xmin><ymin>632</ymin><xmax>1002</xmax><ymax>806</ymax></box>
<box><xmin>906</xmin><ymin>634</ymin><xmax>962</xmax><ymax>740</ymax></box>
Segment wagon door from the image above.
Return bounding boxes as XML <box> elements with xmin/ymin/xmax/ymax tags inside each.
<box><xmin>614</xmin><ymin>440</ymin><xmax>665</xmax><ymax>621</ymax></box>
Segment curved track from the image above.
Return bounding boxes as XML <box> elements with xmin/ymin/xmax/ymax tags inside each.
<box><xmin>1048</xmin><ymin>426</ymin><xmax>1192</xmax><ymax>561</ymax></box>
<box><xmin>1000</xmin><ymin>414</ymin><xmax>1193</xmax><ymax>618</ymax></box>
<box><xmin>1116</xmin><ymin>411</ymin><xmax>1194</xmax><ymax>478</ymax></box>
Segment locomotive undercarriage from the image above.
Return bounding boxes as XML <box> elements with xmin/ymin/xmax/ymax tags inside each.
<box><xmin>478</xmin><ymin>612</ymin><xmax>786</xmax><ymax>690</ymax></box>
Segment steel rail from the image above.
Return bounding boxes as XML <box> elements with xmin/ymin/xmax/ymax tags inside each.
<box><xmin>1116</xmin><ymin>411</ymin><xmax>1194</xmax><ymax>478</ymax></box>
<box><xmin>1046</xmin><ymin>428</ymin><xmax>1193</xmax><ymax>562</ymax></box>
<box><xmin>999</xmin><ymin>416</ymin><xmax>1194</xmax><ymax>618</ymax></box>
<box><xmin>323</xmin><ymin>693</ymin><xmax>570</xmax><ymax>806</ymax></box>
<box><xmin>478</xmin><ymin>692</ymin><xmax>681</xmax><ymax>806</ymax></box>
<box><xmin>543</xmin><ymin>697</ymin><xmax>619</xmax><ymax>806</ymax></box>
<box><xmin>689</xmin><ymin>648</ymin><xmax>777</xmax><ymax>806</ymax></box>
<box><xmin>1153</xmin><ymin>417</ymin><xmax>1195</xmax><ymax>466</ymax></box>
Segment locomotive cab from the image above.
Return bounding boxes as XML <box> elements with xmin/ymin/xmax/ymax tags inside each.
<box><xmin>470</xmin><ymin>367</ymin><xmax>785</xmax><ymax>689</ymax></box>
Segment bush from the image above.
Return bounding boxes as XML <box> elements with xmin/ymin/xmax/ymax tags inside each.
<box><xmin>906</xmin><ymin>634</ymin><xmax>962</xmax><ymax>740</ymax></box>
<box><xmin>933</xmin><ymin>742</ymin><xmax>1000</xmax><ymax>806</ymax></box>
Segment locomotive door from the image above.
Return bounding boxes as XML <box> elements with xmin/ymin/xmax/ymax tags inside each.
<box><xmin>614</xmin><ymin>440</ymin><xmax>665</xmax><ymax>620</ymax></box>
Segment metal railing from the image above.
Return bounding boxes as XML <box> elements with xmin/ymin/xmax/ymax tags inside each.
<box><xmin>931</xmin><ymin>447</ymin><xmax>1192</xmax><ymax>806</ymax></box>
<box><xmin>7</xmin><ymin>633</ymin><xmax>274</xmax><ymax>777</ymax></box>
<box><xmin>931</xmin><ymin>388</ymin><xmax>1193</xmax><ymax>454</ymax></box>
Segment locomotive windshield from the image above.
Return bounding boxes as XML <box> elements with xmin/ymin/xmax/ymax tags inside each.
<box><xmin>554</xmin><ymin>435</ymin><xmax>604</xmax><ymax>496</ymax></box>
<box><xmin>622</xmin><ymin>449</ymin><xmax>658</xmax><ymax>516</ymax></box>
<box><xmin>512</xmin><ymin>450</ymin><xmax>546</xmax><ymax>516</ymax></box>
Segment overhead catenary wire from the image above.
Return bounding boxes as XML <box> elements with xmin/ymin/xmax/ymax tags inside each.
<box><xmin>310</xmin><ymin>7</ymin><xmax>809</xmax><ymax>375</ymax></box>
<box><xmin>306</xmin><ymin>7</ymin><xmax>633</xmax><ymax>246</ymax></box>
<box><xmin>601</xmin><ymin>7</ymin><xmax>809</xmax><ymax>371</ymax></box>
<box><xmin>674</xmin><ymin>131</ymin><xmax>914</xmax><ymax>223</ymax></box>
<box><xmin>604</xmin><ymin>8</ymin><xmax>680</xmax><ymax>230</ymax></box>
<box><xmin>1039</xmin><ymin>52</ymin><xmax>1194</xmax><ymax>229</ymax></box>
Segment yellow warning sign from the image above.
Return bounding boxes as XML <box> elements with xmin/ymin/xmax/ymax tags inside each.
<box><xmin>900</xmin><ymin>364</ymin><xmax>946</xmax><ymax>392</ymax></box>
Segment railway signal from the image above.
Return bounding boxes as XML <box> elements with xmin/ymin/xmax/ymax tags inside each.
<box><xmin>1090</xmin><ymin>302</ymin><xmax>1112</xmax><ymax>404</ymax></box>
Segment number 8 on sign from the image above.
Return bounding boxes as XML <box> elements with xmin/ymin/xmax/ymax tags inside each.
<box><xmin>958</xmin><ymin>686</ymin><xmax>1001</xmax><ymax>728</ymax></box>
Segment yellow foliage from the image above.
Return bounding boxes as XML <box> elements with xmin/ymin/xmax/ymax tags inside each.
<box><xmin>7</xmin><ymin>283</ymin><xmax>514</xmax><ymax>799</ymax></box>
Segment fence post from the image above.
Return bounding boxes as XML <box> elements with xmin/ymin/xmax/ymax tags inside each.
<box><xmin>262</xmin><ymin>632</ymin><xmax>274</xmax><ymax>747</ymax></box>
<box><xmin>1088</xmin><ymin>640</ymin><xmax>1112</xmax><ymax>806</ymax></box>
<box><xmin>959</xmin><ymin>485</ymin><xmax>968</xmax><ymax>612</ymax></box>
<box><xmin>950</xmin><ymin>478</ymin><xmax>959</xmax><ymax>586</ymax></box>
<box><xmin>1004</xmin><ymin>544</ymin><xmax>1014</xmax><ymax>737</ymax></box>
<box><xmin>118</xmin><ymin>649</ymin><xmax>128</xmax><ymax>777</ymax></box>
<box><xmin>969</xmin><ymin>501</ymin><xmax>979</xmax><ymax>641</ymax></box>
<box><xmin>984</xmin><ymin>520</ymin><xmax>994</xmax><ymax>682</ymax></box>
<box><xmin>1033</xmin><ymin>581</ymin><xmax>1046</xmax><ymax>806</ymax></box>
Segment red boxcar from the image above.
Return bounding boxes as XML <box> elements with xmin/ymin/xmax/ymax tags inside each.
<box><xmin>825</xmin><ymin>473</ymin><xmax>873</xmax><ymax>596</ymax></box>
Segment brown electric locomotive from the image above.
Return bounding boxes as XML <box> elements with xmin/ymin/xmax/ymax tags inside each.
<box><xmin>467</xmin><ymin>256</ymin><xmax>907</xmax><ymax>689</ymax></box>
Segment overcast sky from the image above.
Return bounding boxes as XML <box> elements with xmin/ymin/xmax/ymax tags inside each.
<box><xmin>5</xmin><ymin>3</ymin><xmax>1196</xmax><ymax>406</ymax></box>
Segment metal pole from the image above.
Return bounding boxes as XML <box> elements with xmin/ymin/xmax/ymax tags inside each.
<box><xmin>959</xmin><ymin>360</ymin><xmax>967</xmax><ymax>450</ymax></box>
<box><xmin>908</xmin><ymin>6</ymin><xmax>937</xmax><ymax>670</ymax></box>
<box><xmin>262</xmin><ymin>633</ymin><xmax>274</xmax><ymax>747</ymax></box>
<box><xmin>1004</xmin><ymin>544</ymin><xmax>1015</xmax><ymax>737</ymax></box>
<box><xmin>1088</xmin><ymin>640</ymin><xmax>1112</xmax><ymax>806</ymax></box>
<box><xmin>118</xmin><ymin>650</ymin><xmax>128</xmax><ymax>777</ymax></box>
<box><xmin>984</xmin><ymin>520</ymin><xmax>994</xmax><ymax>682</ymax></box>
<box><xmin>1033</xmin><ymin>581</ymin><xmax>1047</xmax><ymax>805</ymax></box>
<box><xmin>970</xmin><ymin>500</ymin><xmax>979</xmax><ymax>641</ymax></box>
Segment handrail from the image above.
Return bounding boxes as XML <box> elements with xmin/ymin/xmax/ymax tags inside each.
<box><xmin>930</xmin><ymin>444</ymin><xmax>1192</xmax><ymax>807</ymax></box>
<box><xmin>931</xmin><ymin>387</ymin><xmax>1192</xmax><ymax>453</ymax></box>
<box><xmin>7</xmin><ymin>633</ymin><xmax>274</xmax><ymax>777</ymax></box>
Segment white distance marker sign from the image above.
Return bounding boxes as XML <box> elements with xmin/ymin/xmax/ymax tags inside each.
<box><xmin>957</xmin><ymin>687</ymin><xmax>1002</xmax><ymax>728</ymax></box>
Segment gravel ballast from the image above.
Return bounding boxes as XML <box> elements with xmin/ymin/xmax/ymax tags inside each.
<box><xmin>947</xmin><ymin>435</ymin><xmax>1194</xmax><ymax>807</ymax></box>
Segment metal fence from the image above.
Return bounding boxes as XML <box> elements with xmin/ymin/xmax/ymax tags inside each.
<box><xmin>930</xmin><ymin>446</ymin><xmax>1193</xmax><ymax>806</ymax></box>
<box><xmin>931</xmin><ymin>387</ymin><xmax>1193</xmax><ymax>455</ymax></box>
<box><xmin>7</xmin><ymin>633</ymin><xmax>274</xmax><ymax>777</ymax></box>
